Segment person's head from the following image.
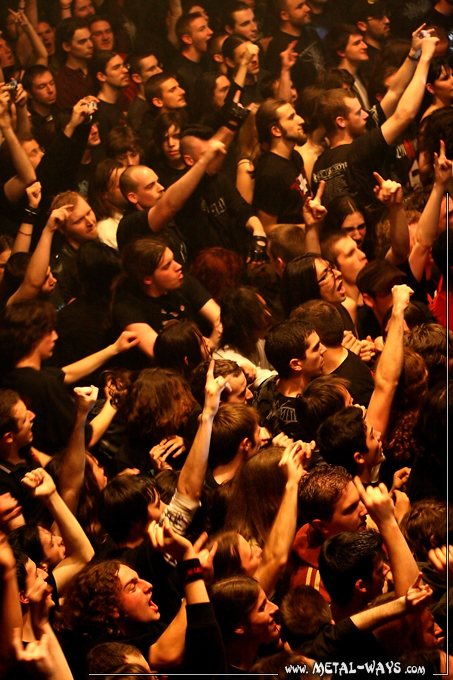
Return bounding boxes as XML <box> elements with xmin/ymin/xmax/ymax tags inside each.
<box><xmin>381</xmin><ymin>302</ymin><xmax>428</xmax><ymax>340</ymax></box>
<box><xmin>208</xmin><ymin>32</ymin><xmax>229</xmax><ymax>74</ymax></box>
<box><xmin>88</xmin><ymin>15</ymin><xmax>114</xmax><ymax>51</ymax></box>
<box><xmin>356</xmin><ymin>260</ymin><xmax>405</xmax><ymax>322</ymax></box>
<box><xmin>90</xmin><ymin>50</ymin><xmax>128</xmax><ymax>93</ymax></box>
<box><xmin>222</xmin><ymin>34</ymin><xmax>259</xmax><ymax>77</ymax></box>
<box><xmin>176</xmin><ymin>11</ymin><xmax>213</xmax><ymax>55</ymax></box>
<box><xmin>317</xmin><ymin>66</ymin><xmax>355</xmax><ymax>91</ymax></box>
<box><xmin>318</xmin><ymin>89</ymin><xmax>368</xmax><ymax>140</ymax></box>
<box><xmin>58</xmin><ymin>559</ymin><xmax>160</xmax><ymax>639</ymax></box>
<box><xmin>121</xmin><ymin>237</ymin><xmax>183</xmax><ymax>297</ymax></box>
<box><xmin>212</xmin><ymin>531</ymin><xmax>263</xmax><ymax>582</ymax></box>
<box><xmin>10</xmin><ymin>523</ymin><xmax>66</xmax><ymax>571</ymax></box>
<box><xmin>426</xmin><ymin>57</ymin><xmax>453</xmax><ymax>106</ymax></box>
<box><xmin>317</xmin><ymin>407</ymin><xmax>384</xmax><ymax>479</ymax></box>
<box><xmin>179</xmin><ymin>124</ymin><xmax>215</xmax><ymax>167</ymax></box>
<box><xmin>128</xmin><ymin>52</ymin><xmax>163</xmax><ymax>91</ymax></box>
<box><xmin>152</xmin><ymin>111</ymin><xmax>184</xmax><ymax>167</ymax></box>
<box><xmin>325</xmin><ymin>23</ymin><xmax>369</xmax><ymax>66</ymax></box>
<box><xmin>295</xmin><ymin>375</ymin><xmax>352</xmax><ymax>441</ymax></box>
<box><xmin>266</xmin><ymin>224</ymin><xmax>307</xmax><ymax>277</ymax></box>
<box><xmin>72</xmin><ymin>0</ymin><xmax>95</xmax><ymax>18</ymax></box>
<box><xmin>298</xmin><ymin>465</ymin><xmax>368</xmax><ymax>538</ymax></box>
<box><xmin>0</xmin><ymin>235</ymin><xmax>12</xmax><ymax>287</ymax></box>
<box><xmin>277</xmin><ymin>0</ymin><xmax>311</xmax><ymax>30</ymax></box>
<box><xmin>18</xmin><ymin>132</ymin><xmax>45</xmax><ymax>170</ymax></box>
<box><xmin>210</xmin><ymin>403</ymin><xmax>261</xmax><ymax>469</ymax></box>
<box><xmin>87</xmin><ymin>642</ymin><xmax>150</xmax><ymax>676</ymax></box>
<box><xmin>50</xmin><ymin>191</ymin><xmax>97</xmax><ymax>248</ymax></box>
<box><xmin>224</xmin><ymin>2</ymin><xmax>258</xmax><ymax>41</ymax></box>
<box><xmin>89</xmin><ymin>158</ymin><xmax>127</xmax><ymax>219</ymax></box>
<box><xmin>321</xmin><ymin>233</ymin><xmax>368</xmax><ymax>286</ymax></box>
<box><xmin>264</xmin><ymin>319</ymin><xmax>325</xmax><ymax>380</ymax></box>
<box><xmin>351</xmin><ymin>0</ymin><xmax>390</xmax><ymax>44</ymax></box>
<box><xmin>190</xmin><ymin>359</ymin><xmax>251</xmax><ymax>406</ymax></box>
<box><xmin>22</xmin><ymin>65</ymin><xmax>57</xmax><ymax>109</ymax></box>
<box><xmin>0</xmin><ymin>300</ymin><xmax>57</xmax><ymax>368</ymax></box>
<box><xmin>77</xmin><ymin>240</ymin><xmax>120</xmax><ymax>299</ymax></box>
<box><xmin>189</xmin><ymin>247</ymin><xmax>243</xmax><ymax>302</ymax></box>
<box><xmin>280</xmin><ymin>253</ymin><xmax>346</xmax><ymax>315</ymax></box>
<box><xmin>322</xmin><ymin>194</ymin><xmax>369</xmax><ymax>250</ymax></box>
<box><xmin>55</xmin><ymin>18</ymin><xmax>93</xmax><ymax>65</ymax></box>
<box><xmin>153</xmin><ymin>320</ymin><xmax>209</xmax><ymax>376</ymax></box>
<box><xmin>404</xmin><ymin>324</ymin><xmax>451</xmax><ymax>388</ymax></box>
<box><xmin>4</xmin><ymin>252</ymin><xmax>56</xmax><ymax>299</ymax></box>
<box><xmin>116</xmin><ymin>367</ymin><xmax>196</xmax><ymax>445</ymax></box>
<box><xmin>256</xmin><ymin>98</ymin><xmax>305</xmax><ymax>147</ymax></box>
<box><xmin>220</xmin><ymin>286</ymin><xmax>273</xmax><ymax>358</ymax></box>
<box><xmin>319</xmin><ymin>530</ymin><xmax>386</xmax><ymax>607</ymax></box>
<box><xmin>210</xmin><ymin>576</ymin><xmax>279</xmax><ymax>647</ymax></box>
<box><xmin>0</xmin><ymin>36</ymin><xmax>14</xmax><ymax>68</ymax></box>
<box><xmin>291</xmin><ymin>299</ymin><xmax>344</xmax><ymax>348</ymax></box>
<box><xmin>120</xmin><ymin>166</ymin><xmax>164</xmax><ymax>210</ymax></box>
<box><xmin>37</xmin><ymin>21</ymin><xmax>56</xmax><ymax>56</ymax></box>
<box><xmin>97</xmin><ymin>474</ymin><xmax>162</xmax><ymax>544</ymax></box>
<box><xmin>12</xmin><ymin>550</ymin><xmax>51</xmax><ymax>611</ymax></box>
<box><xmin>106</xmin><ymin>125</ymin><xmax>141</xmax><ymax>167</ymax></box>
<box><xmin>193</xmin><ymin>71</ymin><xmax>231</xmax><ymax>117</ymax></box>
<box><xmin>400</xmin><ymin>499</ymin><xmax>451</xmax><ymax>562</ymax></box>
<box><xmin>280</xmin><ymin>585</ymin><xmax>331</xmax><ymax>649</ymax></box>
<box><xmin>144</xmin><ymin>72</ymin><xmax>186</xmax><ymax>114</ymax></box>
<box><xmin>0</xmin><ymin>389</ymin><xmax>35</xmax><ymax>450</ymax></box>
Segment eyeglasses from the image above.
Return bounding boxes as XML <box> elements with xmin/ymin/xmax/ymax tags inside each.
<box><xmin>317</xmin><ymin>264</ymin><xmax>335</xmax><ymax>284</ymax></box>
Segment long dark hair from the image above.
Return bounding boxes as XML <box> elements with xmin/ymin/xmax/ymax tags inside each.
<box><xmin>280</xmin><ymin>254</ymin><xmax>320</xmax><ymax>317</ymax></box>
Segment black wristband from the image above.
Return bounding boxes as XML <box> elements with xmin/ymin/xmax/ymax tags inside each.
<box><xmin>177</xmin><ymin>558</ymin><xmax>204</xmax><ymax>584</ymax></box>
<box><xmin>407</xmin><ymin>53</ymin><xmax>419</xmax><ymax>61</ymax></box>
<box><xmin>22</xmin><ymin>207</ymin><xmax>38</xmax><ymax>224</ymax></box>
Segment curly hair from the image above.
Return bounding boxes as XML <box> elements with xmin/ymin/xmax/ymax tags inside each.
<box><xmin>117</xmin><ymin>368</ymin><xmax>196</xmax><ymax>445</ymax></box>
<box><xmin>0</xmin><ymin>300</ymin><xmax>57</xmax><ymax>370</ymax></box>
<box><xmin>57</xmin><ymin>560</ymin><xmax>123</xmax><ymax>638</ymax></box>
<box><xmin>189</xmin><ymin>248</ymin><xmax>244</xmax><ymax>303</ymax></box>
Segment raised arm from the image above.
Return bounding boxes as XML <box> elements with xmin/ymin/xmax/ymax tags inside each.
<box><xmin>62</xmin><ymin>331</ymin><xmax>139</xmax><ymax>384</ymax></box>
<box><xmin>381</xmin><ymin>34</ymin><xmax>438</xmax><ymax>146</ymax></box>
<box><xmin>234</xmin><ymin>43</ymin><xmax>260</xmax><ymax>90</ymax></box>
<box><xmin>21</xmin><ymin>468</ymin><xmax>94</xmax><ymax>597</ymax></box>
<box><xmin>0</xmin><ymin>532</ymin><xmax>22</xmax><ymax>675</ymax></box>
<box><xmin>11</xmin><ymin>182</ymin><xmax>41</xmax><ymax>254</ymax></box>
<box><xmin>255</xmin><ymin>441</ymin><xmax>312</xmax><ymax>595</ymax></box>
<box><xmin>0</xmin><ymin>90</ymin><xmax>36</xmax><ymax>203</ymax></box>
<box><xmin>354</xmin><ymin>477</ymin><xmax>419</xmax><ymax>597</ymax></box>
<box><xmin>57</xmin><ymin>386</ymin><xmax>98</xmax><ymax>515</ymax></box>
<box><xmin>367</xmin><ymin>284</ymin><xmax>412</xmax><ymax>435</ymax></box>
<box><xmin>409</xmin><ymin>140</ymin><xmax>451</xmax><ymax>281</ymax></box>
<box><xmin>148</xmin><ymin>140</ymin><xmax>226</xmax><ymax>232</ymax></box>
<box><xmin>379</xmin><ymin>25</ymin><xmax>426</xmax><ymax>119</ymax></box>
<box><xmin>276</xmin><ymin>41</ymin><xmax>297</xmax><ymax>103</ymax></box>
<box><xmin>7</xmin><ymin>205</ymin><xmax>68</xmax><ymax>306</ymax></box>
<box><xmin>166</xmin><ymin>0</ymin><xmax>183</xmax><ymax>48</ymax></box>
<box><xmin>11</xmin><ymin>9</ymin><xmax>48</xmax><ymax>66</ymax></box>
<box><xmin>373</xmin><ymin>173</ymin><xmax>410</xmax><ymax>265</ymax></box>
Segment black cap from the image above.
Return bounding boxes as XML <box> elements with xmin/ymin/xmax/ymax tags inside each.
<box><xmin>356</xmin><ymin>259</ymin><xmax>406</xmax><ymax>294</ymax></box>
<box><xmin>351</xmin><ymin>0</ymin><xmax>388</xmax><ymax>24</ymax></box>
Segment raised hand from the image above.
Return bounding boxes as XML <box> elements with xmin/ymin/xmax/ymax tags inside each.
<box><xmin>303</xmin><ymin>180</ymin><xmax>327</xmax><ymax>225</ymax></box>
<box><xmin>21</xmin><ymin>468</ymin><xmax>56</xmax><ymax>499</ymax></box>
<box><xmin>45</xmin><ymin>204</ymin><xmax>74</xmax><ymax>232</ymax></box>
<box><xmin>373</xmin><ymin>172</ymin><xmax>403</xmax><ymax>206</ymax></box>
<box><xmin>280</xmin><ymin>40</ymin><xmax>298</xmax><ymax>71</ymax></box>
<box><xmin>73</xmin><ymin>385</ymin><xmax>98</xmax><ymax>416</ymax></box>
<box><xmin>26</xmin><ymin>181</ymin><xmax>42</xmax><ymax>209</ymax></box>
<box><xmin>405</xmin><ymin>572</ymin><xmax>432</xmax><ymax>611</ymax></box>
<box><xmin>391</xmin><ymin>283</ymin><xmax>413</xmax><ymax>313</ymax></box>
<box><xmin>203</xmin><ymin>359</ymin><xmax>231</xmax><ymax>417</ymax></box>
<box><xmin>113</xmin><ymin>330</ymin><xmax>140</xmax><ymax>353</ymax></box>
<box><xmin>433</xmin><ymin>140</ymin><xmax>452</xmax><ymax>187</ymax></box>
<box><xmin>354</xmin><ymin>476</ymin><xmax>394</xmax><ymax>527</ymax></box>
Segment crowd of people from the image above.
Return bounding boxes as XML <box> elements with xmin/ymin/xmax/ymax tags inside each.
<box><xmin>0</xmin><ymin>0</ymin><xmax>451</xmax><ymax>678</ymax></box>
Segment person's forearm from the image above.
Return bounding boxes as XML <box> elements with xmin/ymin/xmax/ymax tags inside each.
<box><xmin>379</xmin><ymin>519</ymin><xmax>419</xmax><ymax>598</ymax></box>
<box><xmin>246</xmin><ymin>215</ymin><xmax>266</xmax><ymax>237</ymax></box>
<box><xmin>58</xmin><ymin>412</ymin><xmax>88</xmax><ymax>516</ymax></box>
<box><xmin>15</xmin><ymin>100</ymin><xmax>32</xmax><ymax>137</ymax></box>
<box><xmin>386</xmin><ymin>204</ymin><xmax>410</xmax><ymax>264</ymax></box>
<box><xmin>25</xmin><ymin>0</ymin><xmax>39</xmax><ymax>28</ymax></box>
<box><xmin>63</xmin><ymin>344</ymin><xmax>118</xmax><ymax>384</ymax></box>
<box><xmin>149</xmin><ymin>603</ymin><xmax>187</xmax><ymax>669</ymax></box>
<box><xmin>20</xmin><ymin>225</ymin><xmax>53</xmax><ymax>291</ymax></box>
<box><xmin>351</xmin><ymin>595</ymin><xmax>407</xmax><ymax>632</ymax></box>
<box><xmin>1</xmin><ymin>125</ymin><xmax>36</xmax><ymax>187</ymax></box>
<box><xmin>257</xmin><ymin>479</ymin><xmax>298</xmax><ymax>594</ymax></box>
<box><xmin>394</xmin><ymin>54</ymin><xmax>431</xmax><ymax>124</ymax></box>
<box><xmin>177</xmin><ymin>413</ymin><xmax>214</xmax><ymax>502</ymax></box>
<box><xmin>44</xmin><ymin>491</ymin><xmax>94</xmax><ymax>563</ymax></box>
<box><xmin>167</xmin><ymin>0</ymin><xmax>182</xmax><ymax>48</ymax></box>
<box><xmin>11</xmin><ymin>221</ymin><xmax>33</xmax><ymax>253</ymax></box>
<box><xmin>234</xmin><ymin>63</ymin><xmax>248</xmax><ymax>90</ymax></box>
<box><xmin>87</xmin><ymin>400</ymin><xmax>116</xmax><ymax>449</ymax></box>
<box><xmin>23</xmin><ymin>22</ymin><xmax>48</xmax><ymax>64</ymax></box>
<box><xmin>35</xmin><ymin>623</ymin><xmax>73</xmax><ymax>680</ymax></box>
<box><xmin>277</xmin><ymin>68</ymin><xmax>292</xmax><ymax>103</ymax></box>
<box><xmin>380</xmin><ymin>53</ymin><xmax>418</xmax><ymax>118</ymax></box>
<box><xmin>0</xmin><ymin>567</ymin><xmax>22</xmax><ymax>667</ymax></box>
<box><xmin>148</xmin><ymin>156</ymin><xmax>211</xmax><ymax>231</ymax></box>
<box><xmin>415</xmin><ymin>182</ymin><xmax>444</xmax><ymax>247</ymax></box>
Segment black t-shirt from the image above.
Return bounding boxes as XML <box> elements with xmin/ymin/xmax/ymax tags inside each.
<box><xmin>312</xmin><ymin>128</ymin><xmax>390</xmax><ymax>213</ymax></box>
<box><xmin>252</xmin><ymin>375</ymin><xmax>301</xmax><ymax>437</ymax></box>
<box><xmin>116</xmin><ymin>208</ymin><xmax>187</xmax><ymax>264</ymax></box>
<box><xmin>332</xmin><ymin>349</ymin><xmax>375</xmax><ymax>407</ymax></box>
<box><xmin>113</xmin><ymin>273</ymin><xmax>210</xmax><ymax>334</ymax></box>
<box><xmin>357</xmin><ymin>304</ymin><xmax>382</xmax><ymax>340</ymax></box>
<box><xmin>96</xmin><ymin>100</ymin><xmax>127</xmax><ymax>149</ymax></box>
<box><xmin>173</xmin><ymin>172</ymin><xmax>255</xmax><ymax>261</ymax></box>
<box><xmin>0</xmin><ymin>448</ymin><xmax>47</xmax><ymax>524</ymax></box>
<box><xmin>253</xmin><ymin>151</ymin><xmax>310</xmax><ymax>223</ymax></box>
<box><xmin>264</xmin><ymin>28</ymin><xmax>325</xmax><ymax>91</ymax></box>
<box><xmin>127</xmin><ymin>95</ymin><xmax>149</xmax><ymax>132</ymax></box>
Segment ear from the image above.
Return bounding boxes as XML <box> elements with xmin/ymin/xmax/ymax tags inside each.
<box><xmin>131</xmin><ymin>72</ymin><xmax>142</xmax><ymax>85</ymax></box>
<box><xmin>213</xmin><ymin>53</ymin><xmax>224</xmax><ymax>64</ymax></box>
<box><xmin>97</xmin><ymin>71</ymin><xmax>107</xmax><ymax>84</ymax></box>
<box><xmin>429</xmin><ymin>534</ymin><xmax>437</xmax><ymax>549</ymax></box>
<box><xmin>336</xmin><ymin>114</ymin><xmax>347</xmax><ymax>130</ymax></box>
<box><xmin>225</xmin><ymin>25</ymin><xmax>233</xmax><ymax>35</ymax></box>
<box><xmin>152</xmin><ymin>97</ymin><xmax>164</xmax><ymax>109</ymax></box>
<box><xmin>280</xmin><ymin>10</ymin><xmax>290</xmax><ymax>22</ymax></box>
<box><xmin>353</xmin><ymin>450</ymin><xmax>365</xmax><ymax>465</ymax></box>
<box><xmin>289</xmin><ymin>357</ymin><xmax>303</xmax><ymax>372</ymax></box>
<box><xmin>142</xmin><ymin>275</ymin><xmax>153</xmax><ymax>286</ymax></box>
<box><xmin>271</xmin><ymin>123</ymin><xmax>282</xmax><ymax>139</ymax></box>
<box><xmin>275</xmin><ymin>257</ymin><xmax>286</xmax><ymax>278</ymax></box>
<box><xmin>126</xmin><ymin>191</ymin><xmax>138</xmax><ymax>205</ymax></box>
<box><xmin>234</xmin><ymin>623</ymin><xmax>246</xmax><ymax>635</ymax></box>
<box><xmin>1</xmin><ymin>431</ymin><xmax>14</xmax><ymax>446</ymax></box>
<box><xmin>19</xmin><ymin>590</ymin><xmax>29</xmax><ymax>605</ymax></box>
<box><xmin>181</xmin><ymin>33</ymin><xmax>192</xmax><ymax>47</ymax></box>
<box><xmin>62</xmin><ymin>41</ymin><xmax>71</xmax><ymax>54</ymax></box>
<box><xmin>361</xmin><ymin>292</ymin><xmax>375</xmax><ymax>310</ymax></box>
<box><xmin>426</xmin><ymin>83</ymin><xmax>435</xmax><ymax>96</ymax></box>
<box><xmin>355</xmin><ymin>578</ymin><xmax>368</xmax><ymax>594</ymax></box>
<box><xmin>312</xmin><ymin>518</ymin><xmax>329</xmax><ymax>537</ymax></box>
<box><xmin>183</xmin><ymin>153</ymin><xmax>194</xmax><ymax>167</ymax></box>
<box><xmin>357</xmin><ymin>21</ymin><xmax>367</xmax><ymax>33</ymax></box>
<box><xmin>337</xmin><ymin>48</ymin><xmax>346</xmax><ymax>59</ymax></box>
<box><xmin>224</xmin><ymin>56</ymin><xmax>236</xmax><ymax>70</ymax></box>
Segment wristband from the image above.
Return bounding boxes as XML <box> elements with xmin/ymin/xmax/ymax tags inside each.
<box><xmin>177</xmin><ymin>558</ymin><xmax>204</xmax><ymax>585</ymax></box>
<box><xmin>407</xmin><ymin>53</ymin><xmax>419</xmax><ymax>61</ymax></box>
<box><xmin>247</xmin><ymin>234</ymin><xmax>268</xmax><ymax>265</ymax></box>
<box><xmin>22</xmin><ymin>207</ymin><xmax>38</xmax><ymax>224</ymax></box>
